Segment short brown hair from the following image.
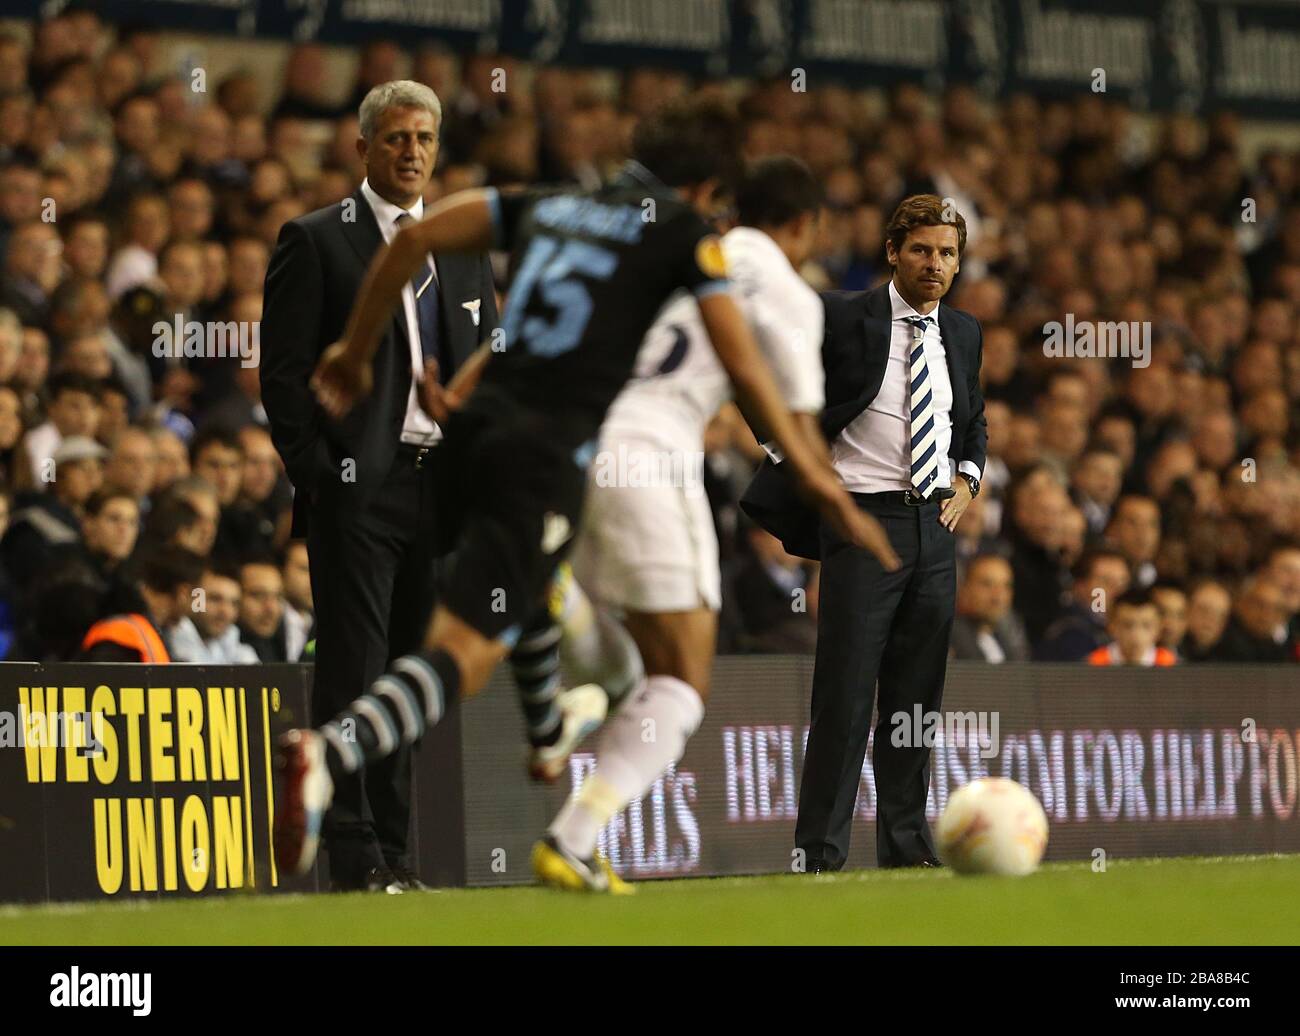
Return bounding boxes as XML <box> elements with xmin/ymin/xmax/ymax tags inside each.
<box><xmin>886</xmin><ymin>194</ymin><xmax>967</xmax><ymax>260</ymax></box>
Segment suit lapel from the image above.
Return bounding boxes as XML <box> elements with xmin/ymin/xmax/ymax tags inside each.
<box><xmin>937</xmin><ymin>304</ymin><xmax>964</xmax><ymax>390</ymax></box>
<box><xmin>340</xmin><ymin>188</ymin><xmax>411</xmax><ymax>398</ymax></box>
<box><xmin>859</xmin><ymin>281</ymin><xmax>894</xmax><ymax>402</ymax></box>
<box><xmin>341</xmin><ymin>188</ymin><xmax>412</xmax><ymax>359</ymax></box>
<box><xmin>340</xmin><ymin>188</ymin><xmax>383</xmax><ymax>265</ymax></box>
<box><xmin>937</xmin><ymin>303</ymin><xmax>966</xmax><ymax>449</ymax></box>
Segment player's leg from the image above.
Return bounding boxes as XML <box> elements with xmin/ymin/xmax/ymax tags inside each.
<box><xmin>533</xmin><ymin>606</ymin><xmax>715</xmax><ymax>891</ymax></box>
<box><xmin>276</xmin><ymin>420</ymin><xmax>587</xmax><ymax>876</ymax></box>
<box><xmin>533</xmin><ymin>475</ymin><xmax>719</xmax><ymax>889</ymax></box>
<box><xmin>275</xmin><ymin>603</ymin><xmax>509</xmax><ymax>876</ymax></box>
<box><xmin>507</xmin><ymin>463</ymin><xmax>645</xmax><ymax>781</ymax></box>
<box><xmin>509</xmin><ymin>563</ymin><xmax>643</xmax><ymax>781</ymax></box>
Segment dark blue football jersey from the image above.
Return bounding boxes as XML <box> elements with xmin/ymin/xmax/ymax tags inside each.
<box><xmin>478</xmin><ymin>161</ymin><xmax>730</xmax><ymax>444</ymax></box>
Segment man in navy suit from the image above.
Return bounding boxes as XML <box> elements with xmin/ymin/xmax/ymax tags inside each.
<box><xmin>742</xmin><ymin>195</ymin><xmax>987</xmax><ymax>870</ymax></box>
<box><xmin>261</xmin><ymin>81</ymin><xmax>498</xmax><ymax>891</ymax></box>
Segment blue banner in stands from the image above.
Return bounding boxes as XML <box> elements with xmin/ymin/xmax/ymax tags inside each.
<box><xmin>10</xmin><ymin>0</ymin><xmax>1300</xmax><ymax>116</ymax></box>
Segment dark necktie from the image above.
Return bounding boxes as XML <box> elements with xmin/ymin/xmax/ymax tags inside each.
<box><xmin>394</xmin><ymin>212</ymin><xmax>451</xmax><ymax>383</ymax></box>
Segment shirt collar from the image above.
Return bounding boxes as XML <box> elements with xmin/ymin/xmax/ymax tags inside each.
<box><xmin>360</xmin><ymin>177</ymin><xmax>424</xmax><ymax>228</ymax></box>
<box><xmin>888</xmin><ymin>279</ymin><xmax>939</xmax><ymax>325</ymax></box>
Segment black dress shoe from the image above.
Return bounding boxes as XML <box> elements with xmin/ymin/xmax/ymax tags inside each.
<box><xmin>879</xmin><ymin>856</ymin><xmax>943</xmax><ymax>869</ymax></box>
<box><xmin>387</xmin><ymin>864</ymin><xmax>430</xmax><ymax>891</ymax></box>
<box><xmin>330</xmin><ymin>866</ymin><xmax>404</xmax><ymax>894</ymax></box>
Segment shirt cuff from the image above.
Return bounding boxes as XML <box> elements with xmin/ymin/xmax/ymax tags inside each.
<box><xmin>958</xmin><ymin>460</ymin><xmax>983</xmax><ymax>482</ymax></box>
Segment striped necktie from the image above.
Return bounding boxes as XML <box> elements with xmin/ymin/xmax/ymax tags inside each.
<box><xmin>906</xmin><ymin>314</ymin><xmax>939</xmax><ymax>497</ymax></box>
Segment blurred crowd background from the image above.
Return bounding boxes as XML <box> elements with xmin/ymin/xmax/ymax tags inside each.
<box><xmin>1</xmin><ymin>9</ymin><xmax>1298</xmax><ymax>665</ymax></box>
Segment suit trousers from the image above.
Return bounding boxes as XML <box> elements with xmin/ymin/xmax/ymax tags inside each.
<box><xmin>795</xmin><ymin>492</ymin><xmax>956</xmax><ymax>869</ymax></box>
<box><xmin>307</xmin><ymin>445</ymin><xmax>440</xmax><ymax>883</ymax></box>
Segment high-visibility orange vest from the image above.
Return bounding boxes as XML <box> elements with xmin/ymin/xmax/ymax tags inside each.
<box><xmin>1087</xmin><ymin>644</ymin><xmax>1176</xmax><ymax>667</ymax></box>
<box><xmin>80</xmin><ymin>614</ymin><xmax>171</xmax><ymax>663</ymax></box>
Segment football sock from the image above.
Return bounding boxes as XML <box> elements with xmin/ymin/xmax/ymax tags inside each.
<box><xmin>552</xmin><ymin>572</ymin><xmax>643</xmax><ymax>706</ymax></box>
<box><xmin>549</xmin><ymin>674</ymin><xmax>703</xmax><ymax>859</ymax></box>
<box><xmin>320</xmin><ymin>649</ymin><xmax>461</xmax><ymax>777</ymax></box>
<box><xmin>509</xmin><ymin>608</ymin><xmax>564</xmax><ymax>749</ymax></box>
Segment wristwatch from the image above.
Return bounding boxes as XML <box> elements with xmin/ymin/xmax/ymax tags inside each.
<box><xmin>959</xmin><ymin>472</ymin><xmax>981</xmax><ymax>498</ymax></box>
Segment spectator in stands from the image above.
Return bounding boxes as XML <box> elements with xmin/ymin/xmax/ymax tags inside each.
<box><xmin>79</xmin><ymin>488</ymin><xmax>140</xmax><ymax>576</ymax></box>
<box><xmin>105</xmin><ymin>191</ymin><xmax>169</xmax><ymax>299</ymax></box>
<box><xmin>950</xmin><ymin>554</ymin><xmax>1029</xmax><ymax>663</ymax></box>
<box><xmin>78</xmin><ymin>544</ymin><xmax>203</xmax><ymax>663</ymax></box>
<box><xmin>63</xmin><ymin>211</ymin><xmax>110</xmax><ymax>281</ymax></box>
<box><xmin>165</xmin><ymin>475</ymin><xmax>220</xmax><ymax>558</ymax></box>
<box><xmin>22</xmin><ymin>371</ymin><xmax>100</xmax><ymax>483</ymax></box>
<box><xmin>141</xmin><ymin>492</ymin><xmax>203</xmax><ymax>556</ymax></box>
<box><xmin>1071</xmin><ymin>447</ymin><xmax>1124</xmax><ymax>540</ymax></box>
<box><xmin>1006</xmin><ymin>467</ymin><xmax>1072</xmax><ymax>643</ymax></box>
<box><xmin>281</xmin><ymin>540</ymin><xmax>314</xmax><ymax>661</ymax></box>
<box><xmin>95</xmin><ymin>377</ymin><xmax>132</xmax><ymax>447</ymax></box>
<box><xmin>1209</xmin><ymin>575</ymin><xmax>1295</xmax><ymax>662</ymax></box>
<box><xmin>1182</xmin><ymin>578</ymin><xmax>1233</xmax><ymax>662</ymax></box>
<box><xmin>234</xmin><ymin>424</ymin><xmax>285</xmax><ymax>553</ymax></box>
<box><xmin>149</xmin><ymin>425</ymin><xmax>189</xmax><ymax>494</ymax></box>
<box><xmin>0</xmin><ymin>382</ymin><xmax>31</xmax><ymax>491</ymax></box>
<box><xmin>1105</xmin><ymin>495</ymin><xmax>1162</xmax><ymax>589</ymax></box>
<box><xmin>0</xmin><ymin>435</ymin><xmax>105</xmax><ymax>592</ymax></box>
<box><xmin>272</xmin><ymin>43</ymin><xmax>346</xmax><ymax>122</ymax></box>
<box><xmin>102</xmin><ymin>425</ymin><xmax>157</xmax><ymax>507</ymax></box>
<box><xmin>1087</xmin><ymin>589</ymin><xmax>1177</xmax><ymax>666</ymax></box>
<box><xmin>1150</xmin><ymin>582</ymin><xmax>1189</xmax><ymax>660</ymax></box>
<box><xmin>169</xmin><ymin>563</ymin><xmax>259</xmax><ymax>664</ymax></box>
<box><xmin>1036</xmin><ymin>548</ymin><xmax>1131</xmax><ymax>661</ymax></box>
<box><xmin>190</xmin><ymin>426</ymin><xmax>249</xmax><ymax>557</ymax></box>
<box><xmin>0</xmin><ymin>220</ymin><xmax>61</xmax><ymax>326</ymax></box>
<box><xmin>238</xmin><ymin>556</ymin><xmax>289</xmax><ymax>662</ymax></box>
<box><xmin>1264</xmin><ymin>545</ymin><xmax>1300</xmax><ymax>644</ymax></box>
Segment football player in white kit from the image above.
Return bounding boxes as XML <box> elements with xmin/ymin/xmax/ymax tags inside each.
<box><xmin>520</xmin><ymin>157</ymin><xmax>869</xmax><ymax>891</ymax></box>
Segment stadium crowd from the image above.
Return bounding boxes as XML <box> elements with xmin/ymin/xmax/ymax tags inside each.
<box><xmin>0</xmin><ymin>9</ymin><xmax>1298</xmax><ymax>665</ymax></box>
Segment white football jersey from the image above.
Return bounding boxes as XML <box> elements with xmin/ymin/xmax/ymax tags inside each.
<box><xmin>602</xmin><ymin>226</ymin><xmax>825</xmax><ymax>450</ymax></box>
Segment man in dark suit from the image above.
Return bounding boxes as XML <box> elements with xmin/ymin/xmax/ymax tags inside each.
<box><xmin>261</xmin><ymin>80</ymin><xmax>498</xmax><ymax>892</ymax></box>
<box><xmin>949</xmin><ymin>553</ymin><xmax>1029</xmax><ymax>663</ymax></box>
<box><xmin>742</xmin><ymin>194</ymin><xmax>986</xmax><ymax>871</ymax></box>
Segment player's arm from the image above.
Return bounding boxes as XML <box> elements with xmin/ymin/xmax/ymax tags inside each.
<box><xmin>699</xmin><ymin>292</ymin><xmax>899</xmax><ymax>570</ymax></box>
<box><xmin>312</xmin><ymin>189</ymin><xmax>497</xmax><ymax>418</ymax></box>
<box><xmin>731</xmin><ymin>278</ymin><xmax>830</xmax><ymax>464</ymax></box>
<box><xmin>415</xmin><ymin>342</ymin><xmax>493</xmax><ymax>424</ymax></box>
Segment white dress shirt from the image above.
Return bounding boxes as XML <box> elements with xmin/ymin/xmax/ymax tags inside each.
<box><xmin>831</xmin><ymin>280</ymin><xmax>981</xmax><ymax>494</ymax></box>
<box><xmin>360</xmin><ymin>178</ymin><xmax>440</xmax><ymax>446</ymax></box>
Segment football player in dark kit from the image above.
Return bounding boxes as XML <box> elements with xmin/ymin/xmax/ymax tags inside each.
<box><xmin>273</xmin><ymin>99</ymin><xmax>899</xmax><ymax>890</ymax></box>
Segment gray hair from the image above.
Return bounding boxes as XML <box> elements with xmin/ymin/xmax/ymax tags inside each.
<box><xmin>358</xmin><ymin>80</ymin><xmax>442</xmax><ymax>141</ymax></box>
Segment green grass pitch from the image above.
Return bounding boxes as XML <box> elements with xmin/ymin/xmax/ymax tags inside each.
<box><xmin>2</xmin><ymin>855</ymin><xmax>1297</xmax><ymax>945</ymax></box>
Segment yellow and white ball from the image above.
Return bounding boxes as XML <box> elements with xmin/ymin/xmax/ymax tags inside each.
<box><xmin>936</xmin><ymin>777</ymin><xmax>1049</xmax><ymax>876</ymax></box>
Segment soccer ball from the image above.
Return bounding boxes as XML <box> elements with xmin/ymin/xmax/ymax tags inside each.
<box><xmin>936</xmin><ymin>777</ymin><xmax>1049</xmax><ymax>876</ymax></box>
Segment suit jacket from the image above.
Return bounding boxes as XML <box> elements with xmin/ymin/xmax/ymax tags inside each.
<box><xmin>740</xmin><ymin>281</ymin><xmax>987</xmax><ymax>560</ymax></box>
<box><xmin>949</xmin><ymin>613</ymin><xmax>1030</xmax><ymax>663</ymax></box>
<box><xmin>261</xmin><ymin>187</ymin><xmax>499</xmax><ymax>536</ymax></box>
